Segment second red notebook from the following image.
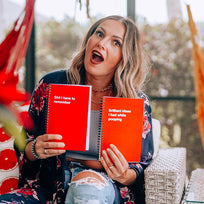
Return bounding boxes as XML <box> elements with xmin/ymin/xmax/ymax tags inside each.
<box><xmin>46</xmin><ymin>84</ymin><xmax>92</xmax><ymax>151</ymax></box>
<box><xmin>100</xmin><ymin>97</ymin><xmax>144</xmax><ymax>162</ymax></box>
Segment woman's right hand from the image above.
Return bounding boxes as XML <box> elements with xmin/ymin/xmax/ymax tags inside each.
<box><xmin>26</xmin><ymin>134</ymin><xmax>66</xmax><ymax>160</ymax></box>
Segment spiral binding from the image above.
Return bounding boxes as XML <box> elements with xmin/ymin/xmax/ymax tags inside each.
<box><xmin>98</xmin><ymin>97</ymin><xmax>106</xmax><ymax>160</ymax></box>
<box><xmin>45</xmin><ymin>84</ymin><xmax>52</xmax><ymax>133</ymax></box>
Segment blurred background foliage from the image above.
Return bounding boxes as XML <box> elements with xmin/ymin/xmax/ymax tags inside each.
<box><xmin>140</xmin><ymin>19</ymin><xmax>204</xmax><ymax>175</ymax></box>
<box><xmin>22</xmin><ymin>15</ymin><xmax>203</xmax><ymax>176</ymax></box>
<box><xmin>142</xmin><ymin>19</ymin><xmax>194</xmax><ymax>97</ymax></box>
<box><xmin>35</xmin><ymin>17</ymin><xmax>89</xmax><ymax>80</ymax></box>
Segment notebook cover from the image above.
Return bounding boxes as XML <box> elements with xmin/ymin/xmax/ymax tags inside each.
<box><xmin>46</xmin><ymin>84</ymin><xmax>91</xmax><ymax>151</ymax></box>
<box><xmin>100</xmin><ymin>97</ymin><xmax>144</xmax><ymax>162</ymax></box>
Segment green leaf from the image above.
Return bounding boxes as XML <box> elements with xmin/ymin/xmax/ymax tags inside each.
<box><xmin>0</xmin><ymin>106</ymin><xmax>26</xmax><ymax>151</ymax></box>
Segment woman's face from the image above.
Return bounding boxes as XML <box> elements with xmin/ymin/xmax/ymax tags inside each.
<box><xmin>84</xmin><ymin>20</ymin><xmax>126</xmax><ymax>80</ymax></box>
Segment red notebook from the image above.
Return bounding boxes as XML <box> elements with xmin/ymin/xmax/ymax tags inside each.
<box><xmin>99</xmin><ymin>97</ymin><xmax>144</xmax><ymax>162</ymax></box>
<box><xmin>46</xmin><ymin>84</ymin><xmax>92</xmax><ymax>151</ymax></box>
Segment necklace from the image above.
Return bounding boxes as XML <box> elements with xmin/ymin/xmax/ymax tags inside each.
<box><xmin>91</xmin><ymin>99</ymin><xmax>102</xmax><ymax>104</ymax></box>
<box><xmin>92</xmin><ymin>84</ymin><xmax>112</xmax><ymax>92</ymax></box>
<box><xmin>91</xmin><ymin>88</ymin><xmax>113</xmax><ymax>104</ymax></box>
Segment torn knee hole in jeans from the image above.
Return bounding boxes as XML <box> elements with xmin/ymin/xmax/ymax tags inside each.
<box><xmin>71</xmin><ymin>177</ymin><xmax>106</xmax><ymax>189</ymax></box>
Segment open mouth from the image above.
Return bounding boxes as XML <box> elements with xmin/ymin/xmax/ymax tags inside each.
<box><xmin>91</xmin><ymin>51</ymin><xmax>104</xmax><ymax>63</ymax></box>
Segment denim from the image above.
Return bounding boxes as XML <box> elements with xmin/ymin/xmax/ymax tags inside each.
<box><xmin>64</xmin><ymin>164</ymin><xmax>122</xmax><ymax>204</ymax></box>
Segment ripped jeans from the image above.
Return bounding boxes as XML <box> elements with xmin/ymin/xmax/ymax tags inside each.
<box><xmin>64</xmin><ymin>162</ymin><xmax>122</xmax><ymax>204</ymax></box>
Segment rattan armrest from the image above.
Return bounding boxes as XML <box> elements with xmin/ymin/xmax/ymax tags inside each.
<box><xmin>144</xmin><ymin>147</ymin><xmax>186</xmax><ymax>204</ymax></box>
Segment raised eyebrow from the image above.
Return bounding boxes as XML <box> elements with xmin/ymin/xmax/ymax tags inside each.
<box><xmin>97</xmin><ymin>26</ymin><xmax>105</xmax><ymax>33</ymax></box>
<box><xmin>98</xmin><ymin>26</ymin><xmax>123</xmax><ymax>42</ymax></box>
<box><xmin>113</xmin><ymin>35</ymin><xmax>123</xmax><ymax>42</ymax></box>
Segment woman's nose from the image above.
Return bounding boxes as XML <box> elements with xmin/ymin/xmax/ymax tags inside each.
<box><xmin>97</xmin><ymin>38</ymin><xmax>108</xmax><ymax>50</ymax></box>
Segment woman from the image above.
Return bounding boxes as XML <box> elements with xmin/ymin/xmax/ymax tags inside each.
<box><xmin>0</xmin><ymin>15</ymin><xmax>153</xmax><ymax>203</ymax></box>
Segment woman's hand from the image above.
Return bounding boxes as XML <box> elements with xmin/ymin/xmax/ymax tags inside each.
<box><xmin>26</xmin><ymin>134</ymin><xmax>66</xmax><ymax>160</ymax></box>
<box><xmin>100</xmin><ymin>144</ymin><xmax>137</xmax><ymax>185</ymax></box>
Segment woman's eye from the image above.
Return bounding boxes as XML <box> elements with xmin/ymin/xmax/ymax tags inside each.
<box><xmin>95</xmin><ymin>30</ymin><xmax>103</xmax><ymax>38</ymax></box>
<box><xmin>114</xmin><ymin>40</ymin><xmax>121</xmax><ymax>47</ymax></box>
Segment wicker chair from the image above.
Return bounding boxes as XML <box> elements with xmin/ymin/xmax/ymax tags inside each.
<box><xmin>144</xmin><ymin>119</ymin><xmax>187</xmax><ymax>204</ymax></box>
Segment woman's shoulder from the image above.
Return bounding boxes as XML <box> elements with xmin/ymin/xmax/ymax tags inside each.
<box><xmin>40</xmin><ymin>69</ymin><xmax>68</xmax><ymax>84</ymax></box>
<box><xmin>138</xmin><ymin>91</ymin><xmax>152</xmax><ymax>114</ymax></box>
<box><xmin>138</xmin><ymin>91</ymin><xmax>150</xmax><ymax>102</ymax></box>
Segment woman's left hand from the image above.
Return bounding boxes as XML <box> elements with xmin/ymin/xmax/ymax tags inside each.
<box><xmin>100</xmin><ymin>144</ymin><xmax>136</xmax><ymax>185</ymax></box>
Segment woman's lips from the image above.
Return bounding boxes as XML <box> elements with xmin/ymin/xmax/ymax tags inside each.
<box><xmin>90</xmin><ymin>50</ymin><xmax>104</xmax><ymax>64</ymax></box>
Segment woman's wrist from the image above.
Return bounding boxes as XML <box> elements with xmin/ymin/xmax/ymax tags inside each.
<box><xmin>31</xmin><ymin>139</ymin><xmax>41</xmax><ymax>160</ymax></box>
<box><xmin>25</xmin><ymin>139</ymin><xmax>40</xmax><ymax>161</ymax></box>
<box><xmin>118</xmin><ymin>168</ymin><xmax>137</xmax><ymax>185</ymax></box>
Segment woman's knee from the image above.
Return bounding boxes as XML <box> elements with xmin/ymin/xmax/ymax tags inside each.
<box><xmin>65</xmin><ymin>170</ymin><xmax>115</xmax><ymax>204</ymax></box>
<box><xmin>72</xmin><ymin>170</ymin><xmax>106</xmax><ymax>185</ymax></box>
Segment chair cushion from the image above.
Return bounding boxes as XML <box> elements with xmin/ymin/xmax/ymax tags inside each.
<box><xmin>0</xmin><ymin>127</ymin><xmax>19</xmax><ymax>195</ymax></box>
<box><xmin>152</xmin><ymin>119</ymin><xmax>161</xmax><ymax>159</ymax></box>
<box><xmin>0</xmin><ymin>101</ymin><xmax>30</xmax><ymax>195</ymax></box>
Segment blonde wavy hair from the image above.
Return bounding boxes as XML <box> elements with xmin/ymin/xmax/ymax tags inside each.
<box><xmin>67</xmin><ymin>15</ymin><xmax>149</xmax><ymax>98</ymax></box>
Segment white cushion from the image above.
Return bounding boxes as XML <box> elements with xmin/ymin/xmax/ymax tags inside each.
<box><xmin>0</xmin><ymin>127</ymin><xmax>19</xmax><ymax>195</ymax></box>
<box><xmin>152</xmin><ymin>119</ymin><xmax>161</xmax><ymax>159</ymax></box>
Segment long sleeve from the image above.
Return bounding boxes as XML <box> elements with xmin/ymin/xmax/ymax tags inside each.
<box><xmin>19</xmin><ymin>70</ymin><xmax>68</xmax><ymax>203</ymax></box>
<box><xmin>129</xmin><ymin>92</ymin><xmax>153</xmax><ymax>178</ymax></box>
